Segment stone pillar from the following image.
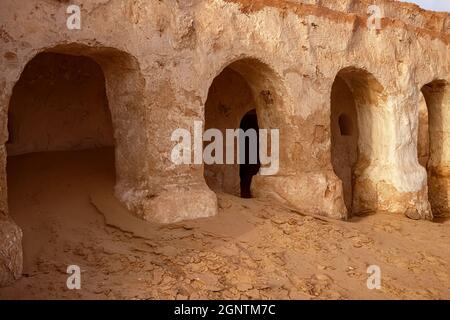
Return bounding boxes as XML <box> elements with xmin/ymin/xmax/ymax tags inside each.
<box><xmin>352</xmin><ymin>87</ymin><xmax>432</xmax><ymax>220</ymax></box>
<box><xmin>423</xmin><ymin>81</ymin><xmax>450</xmax><ymax>217</ymax></box>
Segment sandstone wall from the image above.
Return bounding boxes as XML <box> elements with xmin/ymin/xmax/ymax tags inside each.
<box><xmin>0</xmin><ymin>0</ymin><xmax>448</xmax><ymax>285</ymax></box>
<box><xmin>7</xmin><ymin>52</ymin><xmax>114</xmax><ymax>156</ymax></box>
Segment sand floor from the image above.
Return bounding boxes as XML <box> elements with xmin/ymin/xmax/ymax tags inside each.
<box><xmin>0</xmin><ymin>148</ymin><xmax>449</xmax><ymax>299</ymax></box>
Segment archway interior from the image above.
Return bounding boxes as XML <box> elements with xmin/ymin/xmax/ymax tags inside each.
<box><xmin>204</xmin><ymin>60</ymin><xmax>269</xmax><ymax>198</ymax></box>
<box><xmin>330</xmin><ymin>68</ymin><xmax>384</xmax><ymax>216</ymax></box>
<box><xmin>7</xmin><ymin>52</ymin><xmax>114</xmax><ymax>155</ymax></box>
<box><xmin>7</xmin><ymin>52</ymin><xmax>116</xmax><ymax>271</ymax></box>
<box><xmin>239</xmin><ymin>109</ymin><xmax>260</xmax><ymax>198</ymax></box>
<box><xmin>331</xmin><ymin>76</ymin><xmax>359</xmax><ymax>214</ymax></box>
<box><xmin>419</xmin><ymin>80</ymin><xmax>450</xmax><ymax>217</ymax></box>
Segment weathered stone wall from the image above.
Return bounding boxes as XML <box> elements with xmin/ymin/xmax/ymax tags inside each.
<box><xmin>0</xmin><ymin>0</ymin><xmax>448</xmax><ymax>286</ymax></box>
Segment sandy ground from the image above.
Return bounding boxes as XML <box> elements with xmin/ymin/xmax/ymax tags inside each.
<box><xmin>0</xmin><ymin>148</ymin><xmax>449</xmax><ymax>300</ymax></box>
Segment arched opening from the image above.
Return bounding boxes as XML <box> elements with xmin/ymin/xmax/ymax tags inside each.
<box><xmin>239</xmin><ymin>109</ymin><xmax>260</xmax><ymax>198</ymax></box>
<box><xmin>6</xmin><ymin>51</ymin><xmax>115</xmax><ymax>273</ymax></box>
<box><xmin>419</xmin><ymin>80</ymin><xmax>450</xmax><ymax>218</ymax></box>
<box><xmin>330</xmin><ymin>68</ymin><xmax>384</xmax><ymax>216</ymax></box>
<box><xmin>417</xmin><ymin>93</ymin><xmax>429</xmax><ymax>169</ymax></box>
<box><xmin>204</xmin><ymin>59</ymin><xmax>277</xmax><ymax>198</ymax></box>
<box><xmin>331</xmin><ymin>76</ymin><xmax>359</xmax><ymax>214</ymax></box>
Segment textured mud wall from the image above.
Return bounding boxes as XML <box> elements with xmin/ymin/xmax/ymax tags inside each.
<box><xmin>7</xmin><ymin>52</ymin><xmax>114</xmax><ymax>156</ymax></box>
<box><xmin>0</xmin><ymin>0</ymin><xmax>449</xmax><ymax>286</ymax></box>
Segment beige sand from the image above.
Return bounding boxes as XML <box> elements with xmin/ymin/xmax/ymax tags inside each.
<box><xmin>0</xmin><ymin>148</ymin><xmax>449</xmax><ymax>299</ymax></box>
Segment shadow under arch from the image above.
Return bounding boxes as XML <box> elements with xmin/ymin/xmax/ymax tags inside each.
<box><xmin>330</xmin><ymin>67</ymin><xmax>386</xmax><ymax>217</ymax></box>
<box><xmin>29</xmin><ymin>43</ymin><xmax>146</xmax><ymax>199</ymax></box>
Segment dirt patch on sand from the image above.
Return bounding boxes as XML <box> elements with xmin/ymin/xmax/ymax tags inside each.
<box><xmin>0</xmin><ymin>148</ymin><xmax>449</xmax><ymax>299</ymax></box>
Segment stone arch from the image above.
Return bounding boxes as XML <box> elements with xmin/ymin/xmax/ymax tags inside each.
<box><xmin>418</xmin><ymin>79</ymin><xmax>450</xmax><ymax>218</ymax></box>
<box><xmin>1</xmin><ymin>43</ymin><xmax>146</xmax><ymax>214</ymax></box>
<box><xmin>0</xmin><ymin>43</ymin><xmax>147</xmax><ymax>283</ymax></box>
<box><xmin>7</xmin><ymin>52</ymin><xmax>114</xmax><ymax>155</ymax></box>
<box><xmin>203</xmin><ymin>57</ymin><xmax>284</xmax><ymax>197</ymax></box>
<box><xmin>330</xmin><ymin>67</ymin><xmax>386</xmax><ymax>216</ymax></box>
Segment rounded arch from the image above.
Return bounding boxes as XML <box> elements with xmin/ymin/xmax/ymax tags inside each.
<box><xmin>330</xmin><ymin>67</ymin><xmax>386</xmax><ymax>216</ymax></box>
<box><xmin>1</xmin><ymin>42</ymin><xmax>147</xmax><ymax>214</ymax></box>
<box><xmin>203</xmin><ymin>57</ymin><xmax>285</xmax><ymax>197</ymax></box>
<box><xmin>7</xmin><ymin>52</ymin><xmax>114</xmax><ymax>155</ymax></box>
<box><xmin>201</xmin><ymin>55</ymin><xmax>292</xmax><ymax>125</ymax></box>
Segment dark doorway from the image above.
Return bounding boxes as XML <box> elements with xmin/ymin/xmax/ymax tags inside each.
<box><xmin>6</xmin><ymin>51</ymin><xmax>115</xmax><ymax>275</ymax></box>
<box><xmin>239</xmin><ymin>110</ymin><xmax>260</xmax><ymax>198</ymax></box>
<box><xmin>420</xmin><ymin>80</ymin><xmax>450</xmax><ymax>218</ymax></box>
